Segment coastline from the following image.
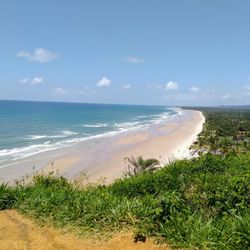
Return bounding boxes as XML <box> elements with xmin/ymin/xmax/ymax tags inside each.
<box><xmin>84</xmin><ymin>110</ymin><xmax>205</xmax><ymax>183</ymax></box>
<box><xmin>0</xmin><ymin>109</ymin><xmax>205</xmax><ymax>184</ymax></box>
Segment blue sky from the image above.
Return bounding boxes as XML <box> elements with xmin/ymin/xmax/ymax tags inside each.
<box><xmin>1</xmin><ymin>0</ymin><xmax>250</xmax><ymax>106</ymax></box>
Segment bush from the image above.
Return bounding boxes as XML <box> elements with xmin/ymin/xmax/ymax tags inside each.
<box><xmin>0</xmin><ymin>184</ymin><xmax>16</xmax><ymax>209</ymax></box>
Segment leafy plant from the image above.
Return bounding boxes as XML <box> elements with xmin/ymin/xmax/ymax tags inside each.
<box><xmin>124</xmin><ymin>156</ymin><xmax>160</xmax><ymax>176</ymax></box>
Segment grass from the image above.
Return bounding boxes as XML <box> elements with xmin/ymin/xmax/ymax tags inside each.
<box><xmin>1</xmin><ymin>153</ymin><xmax>250</xmax><ymax>249</ymax></box>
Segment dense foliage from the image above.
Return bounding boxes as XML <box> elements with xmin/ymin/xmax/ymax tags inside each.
<box><xmin>186</xmin><ymin>107</ymin><xmax>250</xmax><ymax>155</ymax></box>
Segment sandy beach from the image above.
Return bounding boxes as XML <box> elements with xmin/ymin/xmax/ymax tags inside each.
<box><xmin>0</xmin><ymin>109</ymin><xmax>205</xmax><ymax>184</ymax></box>
<box><xmin>84</xmin><ymin>110</ymin><xmax>205</xmax><ymax>183</ymax></box>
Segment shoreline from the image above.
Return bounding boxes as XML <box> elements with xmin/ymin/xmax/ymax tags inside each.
<box><xmin>84</xmin><ymin>110</ymin><xmax>205</xmax><ymax>183</ymax></box>
<box><xmin>0</xmin><ymin>109</ymin><xmax>205</xmax><ymax>184</ymax></box>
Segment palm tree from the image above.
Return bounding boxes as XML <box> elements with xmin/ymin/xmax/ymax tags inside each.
<box><xmin>124</xmin><ymin>156</ymin><xmax>160</xmax><ymax>177</ymax></box>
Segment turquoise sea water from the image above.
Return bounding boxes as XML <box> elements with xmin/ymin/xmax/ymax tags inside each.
<box><xmin>0</xmin><ymin>100</ymin><xmax>181</xmax><ymax>166</ymax></box>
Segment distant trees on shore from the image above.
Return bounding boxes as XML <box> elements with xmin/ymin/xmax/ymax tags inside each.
<box><xmin>187</xmin><ymin>107</ymin><xmax>250</xmax><ymax>155</ymax></box>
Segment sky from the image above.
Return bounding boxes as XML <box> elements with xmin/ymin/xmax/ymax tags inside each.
<box><xmin>1</xmin><ymin>0</ymin><xmax>250</xmax><ymax>106</ymax></box>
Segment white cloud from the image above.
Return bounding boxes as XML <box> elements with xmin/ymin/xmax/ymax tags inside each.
<box><xmin>125</xmin><ymin>56</ymin><xmax>144</xmax><ymax>64</ymax></box>
<box><xmin>97</xmin><ymin>77</ymin><xmax>111</xmax><ymax>87</ymax></box>
<box><xmin>51</xmin><ymin>88</ymin><xmax>66</xmax><ymax>96</ymax></box>
<box><xmin>244</xmin><ymin>85</ymin><xmax>250</xmax><ymax>90</ymax></box>
<box><xmin>165</xmin><ymin>81</ymin><xmax>178</xmax><ymax>90</ymax></box>
<box><xmin>17</xmin><ymin>48</ymin><xmax>58</xmax><ymax>63</ymax></box>
<box><xmin>190</xmin><ymin>86</ymin><xmax>200</xmax><ymax>92</ymax></box>
<box><xmin>19</xmin><ymin>77</ymin><xmax>43</xmax><ymax>85</ymax></box>
<box><xmin>122</xmin><ymin>84</ymin><xmax>131</xmax><ymax>89</ymax></box>
<box><xmin>222</xmin><ymin>94</ymin><xmax>231</xmax><ymax>99</ymax></box>
<box><xmin>31</xmin><ymin>77</ymin><xmax>43</xmax><ymax>85</ymax></box>
<box><xmin>19</xmin><ymin>78</ymin><xmax>29</xmax><ymax>84</ymax></box>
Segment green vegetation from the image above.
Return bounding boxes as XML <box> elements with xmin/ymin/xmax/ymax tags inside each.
<box><xmin>0</xmin><ymin>108</ymin><xmax>250</xmax><ymax>249</ymax></box>
<box><xmin>0</xmin><ymin>153</ymin><xmax>249</xmax><ymax>249</ymax></box>
<box><xmin>124</xmin><ymin>156</ymin><xmax>160</xmax><ymax>176</ymax></box>
<box><xmin>187</xmin><ymin>107</ymin><xmax>250</xmax><ymax>155</ymax></box>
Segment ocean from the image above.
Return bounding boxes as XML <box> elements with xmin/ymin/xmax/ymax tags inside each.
<box><xmin>0</xmin><ymin>100</ymin><xmax>182</xmax><ymax>167</ymax></box>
